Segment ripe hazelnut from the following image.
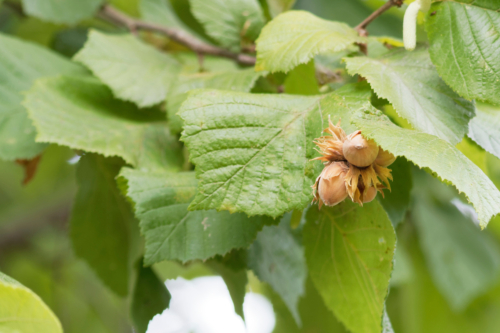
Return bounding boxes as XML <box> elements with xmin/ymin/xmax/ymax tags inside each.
<box><xmin>316</xmin><ymin>162</ymin><xmax>348</xmax><ymax>207</ymax></box>
<box><xmin>362</xmin><ymin>186</ymin><xmax>377</xmax><ymax>203</ymax></box>
<box><xmin>342</xmin><ymin>131</ymin><xmax>379</xmax><ymax>167</ymax></box>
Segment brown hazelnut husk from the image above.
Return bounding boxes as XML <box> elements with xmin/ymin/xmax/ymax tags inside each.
<box><xmin>311</xmin><ymin>119</ymin><xmax>393</xmax><ymax>208</ymax></box>
<box><xmin>375</xmin><ymin>148</ymin><xmax>396</xmax><ymax>167</ymax></box>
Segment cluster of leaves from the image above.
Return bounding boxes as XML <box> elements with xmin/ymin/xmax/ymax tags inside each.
<box><xmin>1</xmin><ymin>0</ymin><xmax>500</xmax><ymax>332</ymax></box>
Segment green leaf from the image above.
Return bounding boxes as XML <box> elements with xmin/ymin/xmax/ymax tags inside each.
<box><xmin>119</xmin><ymin>168</ymin><xmax>272</xmax><ymax>265</ymax></box>
<box><xmin>377</xmin><ymin>157</ymin><xmax>412</xmax><ymax>227</ymax></box>
<box><xmin>411</xmin><ymin>168</ymin><xmax>500</xmax><ymax>311</ymax></box>
<box><xmin>70</xmin><ymin>154</ymin><xmax>135</xmax><ymax>296</ymax></box>
<box><xmin>344</xmin><ymin>46</ymin><xmax>475</xmax><ymax>144</ymax></box>
<box><xmin>189</xmin><ymin>0</ymin><xmax>265</xmax><ymax>51</ymax></box>
<box><xmin>179</xmin><ymin>86</ymin><xmax>368</xmax><ymax>217</ymax></box>
<box><xmin>468</xmin><ymin>102</ymin><xmax>500</xmax><ymax>160</ymax></box>
<box><xmin>140</xmin><ymin>0</ymin><xmax>204</xmax><ymax>39</ymax></box>
<box><xmin>0</xmin><ymin>271</ymin><xmax>62</xmax><ymax>333</ymax></box>
<box><xmin>266</xmin><ymin>0</ymin><xmax>296</xmax><ymax>18</ymax></box>
<box><xmin>268</xmin><ymin>277</ymin><xmax>348</xmax><ymax>333</ymax></box>
<box><xmin>0</xmin><ymin>33</ymin><xmax>86</xmax><ymax>161</ymax></box>
<box><xmin>131</xmin><ymin>260</ymin><xmax>171</xmax><ymax>333</ymax></box>
<box><xmin>167</xmin><ymin>68</ymin><xmax>263</xmax><ymax>133</ymax></box>
<box><xmin>425</xmin><ymin>1</ymin><xmax>500</xmax><ymax>105</ymax></box>
<box><xmin>24</xmin><ymin>75</ymin><xmax>183</xmax><ymax>172</ymax></box>
<box><xmin>255</xmin><ymin>10</ymin><xmax>365</xmax><ymax>73</ymax></box>
<box><xmin>283</xmin><ymin>60</ymin><xmax>319</xmax><ymax>95</ymax></box>
<box><xmin>74</xmin><ymin>30</ymin><xmax>181</xmax><ymax>107</ymax></box>
<box><xmin>352</xmin><ymin>109</ymin><xmax>500</xmax><ymax>228</ymax></box>
<box><xmin>247</xmin><ymin>213</ymin><xmax>307</xmax><ymax>325</ymax></box>
<box><xmin>207</xmin><ymin>255</ymin><xmax>248</xmax><ymax>319</ymax></box>
<box><xmin>21</xmin><ymin>0</ymin><xmax>103</xmax><ymax>25</ymax></box>
<box><xmin>303</xmin><ymin>200</ymin><xmax>396</xmax><ymax>333</ymax></box>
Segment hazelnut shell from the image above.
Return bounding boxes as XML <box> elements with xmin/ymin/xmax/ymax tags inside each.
<box><xmin>343</xmin><ymin>131</ymin><xmax>379</xmax><ymax>167</ymax></box>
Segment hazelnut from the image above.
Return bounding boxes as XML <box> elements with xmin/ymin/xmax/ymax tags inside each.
<box><xmin>313</xmin><ymin>162</ymin><xmax>348</xmax><ymax>208</ymax></box>
<box><xmin>362</xmin><ymin>186</ymin><xmax>377</xmax><ymax>203</ymax></box>
<box><xmin>343</xmin><ymin>131</ymin><xmax>379</xmax><ymax>167</ymax></box>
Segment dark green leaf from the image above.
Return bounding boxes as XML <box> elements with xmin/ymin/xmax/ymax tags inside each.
<box><xmin>119</xmin><ymin>168</ymin><xmax>272</xmax><ymax>265</ymax></box>
<box><xmin>131</xmin><ymin>260</ymin><xmax>171</xmax><ymax>333</ymax></box>
<box><xmin>304</xmin><ymin>200</ymin><xmax>396</xmax><ymax>333</ymax></box>
<box><xmin>411</xmin><ymin>168</ymin><xmax>500</xmax><ymax>311</ymax></box>
<box><xmin>247</xmin><ymin>213</ymin><xmax>307</xmax><ymax>324</ymax></box>
<box><xmin>425</xmin><ymin>1</ymin><xmax>500</xmax><ymax>105</ymax></box>
<box><xmin>377</xmin><ymin>157</ymin><xmax>412</xmax><ymax>228</ymax></box>
<box><xmin>207</xmin><ymin>252</ymin><xmax>248</xmax><ymax>319</ymax></box>
<box><xmin>70</xmin><ymin>154</ymin><xmax>135</xmax><ymax>296</ymax></box>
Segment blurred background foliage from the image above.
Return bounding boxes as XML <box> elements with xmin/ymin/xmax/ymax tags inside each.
<box><xmin>1</xmin><ymin>0</ymin><xmax>500</xmax><ymax>332</ymax></box>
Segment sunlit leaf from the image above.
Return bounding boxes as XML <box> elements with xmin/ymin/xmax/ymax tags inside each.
<box><xmin>24</xmin><ymin>76</ymin><xmax>183</xmax><ymax>172</ymax></box>
<box><xmin>344</xmin><ymin>46</ymin><xmax>475</xmax><ymax>144</ymax></box>
<box><xmin>75</xmin><ymin>30</ymin><xmax>181</xmax><ymax>107</ymax></box>
<box><xmin>0</xmin><ymin>271</ymin><xmax>62</xmax><ymax>333</ymax></box>
<box><xmin>256</xmin><ymin>11</ymin><xmax>365</xmax><ymax>73</ymax></box>
<box><xmin>0</xmin><ymin>34</ymin><xmax>85</xmax><ymax>161</ymax></box>
<box><xmin>352</xmin><ymin>108</ymin><xmax>500</xmax><ymax>228</ymax></box>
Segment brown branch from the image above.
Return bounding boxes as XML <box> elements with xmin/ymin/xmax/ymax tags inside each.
<box><xmin>355</xmin><ymin>0</ymin><xmax>404</xmax><ymax>33</ymax></box>
<box><xmin>98</xmin><ymin>4</ymin><xmax>256</xmax><ymax>66</ymax></box>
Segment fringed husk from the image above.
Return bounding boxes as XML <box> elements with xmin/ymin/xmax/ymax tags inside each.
<box><xmin>311</xmin><ymin>119</ymin><xmax>394</xmax><ymax>207</ymax></box>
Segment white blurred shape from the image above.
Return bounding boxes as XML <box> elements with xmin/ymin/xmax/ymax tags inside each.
<box><xmin>67</xmin><ymin>155</ymin><xmax>81</xmax><ymax>165</ymax></box>
<box><xmin>243</xmin><ymin>292</ymin><xmax>276</xmax><ymax>333</ymax></box>
<box><xmin>146</xmin><ymin>276</ymin><xmax>275</xmax><ymax>333</ymax></box>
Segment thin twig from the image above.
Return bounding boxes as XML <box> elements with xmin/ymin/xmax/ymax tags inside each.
<box><xmin>355</xmin><ymin>0</ymin><xmax>404</xmax><ymax>32</ymax></box>
<box><xmin>98</xmin><ymin>4</ymin><xmax>256</xmax><ymax>66</ymax></box>
<box><xmin>354</xmin><ymin>0</ymin><xmax>403</xmax><ymax>55</ymax></box>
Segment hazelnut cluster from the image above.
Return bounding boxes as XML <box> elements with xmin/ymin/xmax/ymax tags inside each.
<box><xmin>312</xmin><ymin>119</ymin><xmax>395</xmax><ymax>208</ymax></box>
